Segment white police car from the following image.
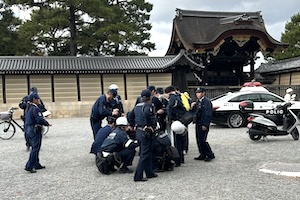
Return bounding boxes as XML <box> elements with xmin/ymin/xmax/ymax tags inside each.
<box><xmin>211</xmin><ymin>82</ymin><xmax>300</xmax><ymax>128</ymax></box>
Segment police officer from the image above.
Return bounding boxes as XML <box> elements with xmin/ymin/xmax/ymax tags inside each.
<box><xmin>90</xmin><ymin>89</ymin><xmax>119</xmax><ymax>139</ymax></box>
<box><xmin>19</xmin><ymin>87</ymin><xmax>47</xmax><ymax>150</ymax></box>
<box><xmin>24</xmin><ymin>93</ymin><xmax>51</xmax><ymax>173</ymax></box>
<box><xmin>128</xmin><ymin>89</ymin><xmax>158</xmax><ymax>181</ymax></box>
<box><xmin>192</xmin><ymin>87</ymin><xmax>215</xmax><ymax>162</ymax></box>
<box><xmin>108</xmin><ymin>84</ymin><xmax>124</xmax><ymax>116</ymax></box>
<box><xmin>101</xmin><ymin>117</ymin><xmax>138</xmax><ymax>173</ymax></box>
<box><xmin>164</xmin><ymin>86</ymin><xmax>186</xmax><ymax>167</ymax></box>
<box><xmin>90</xmin><ymin>116</ymin><xmax>116</xmax><ymax>155</ymax></box>
<box><xmin>152</xmin><ymin>87</ymin><xmax>168</xmax><ymax>132</ymax></box>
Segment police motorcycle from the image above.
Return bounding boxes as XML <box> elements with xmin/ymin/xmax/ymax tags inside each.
<box><xmin>239</xmin><ymin>100</ymin><xmax>300</xmax><ymax>141</ymax></box>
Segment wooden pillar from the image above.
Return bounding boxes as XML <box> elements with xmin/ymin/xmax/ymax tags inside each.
<box><xmin>172</xmin><ymin>66</ymin><xmax>188</xmax><ymax>91</ymax></box>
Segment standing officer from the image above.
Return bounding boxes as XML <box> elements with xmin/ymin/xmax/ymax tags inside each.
<box><xmin>24</xmin><ymin>93</ymin><xmax>51</xmax><ymax>173</ymax></box>
<box><xmin>128</xmin><ymin>89</ymin><xmax>158</xmax><ymax>182</ymax></box>
<box><xmin>19</xmin><ymin>87</ymin><xmax>48</xmax><ymax>150</ymax></box>
<box><xmin>152</xmin><ymin>88</ymin><xmax>167</xmax><ymax>132</ymax></box>
<box><xmin>108</xmin><ymin>84</ymin><xmax>124</xmax><ymax>116</ymax></box>
<box><xmin>192</xmin><ymin>87</ymin><xmax>215</xmax><ymax>162</ymax></box>
<box><xmin>164</xmin><ymin>86</ymin><xmax>186</xmax><ymax>167</ymax></box>
<box><xmin>90</xmin><ymin>89</ymin><xmax>119</xmax><ymax>139</ymax></box>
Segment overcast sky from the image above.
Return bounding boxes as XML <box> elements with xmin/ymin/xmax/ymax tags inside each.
<box><xmin>147</xmin><ymin>0</ymin><xmax>300</xmax><ymax>59</ymax></box>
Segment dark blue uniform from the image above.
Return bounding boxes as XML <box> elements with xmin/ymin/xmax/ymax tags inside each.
<box><xmin>128</xmin><ymin>102</ymin><xmax>157</xmax><ymax>181</ymax></box>
<box><xmin>25</xmin><ymin>103</ymin><xmax>50</xmax><ymax>171</ymax></box>
<box><xmin>19</xmin><ymin>94</ymin><xmax>47</xmax><ymax>148</ymax></box>
<box><xmin>152</xmin><ymin>96</ymin><xmax>168</xmax><ymax>131</ymax></box>
<box><xmin>194</xmin><ymin>96</ymin><xmax>214</xmax><ymax>160</ymax></box>
<box><xmin>166</xmin><ymin>93</ymin><xmax>186</xmax><ymax>166</ymax></box>
<box><xmin>110</xmin><ymin>95</ymin><xmax>124</xmax><ymax>116</ymax></box>
<box><xmin>90</xmin><ymin>95</ymin><xmax>113</xmax><ymax>139</ymax></box>
<box><xmin>101</xmin><ymin>127</ymin><xmax>137</xmax><ymax>168</ymax></box>
<box><xmin>90</xmin><ymin>125</ymin><xmax>113</xmax><ymax>155</ymax></box>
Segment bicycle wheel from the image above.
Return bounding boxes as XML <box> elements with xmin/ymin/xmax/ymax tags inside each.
<box><xmin>42</xmin><ymin>125</ymin><xmax>49</xmax><ymax>136</ymax></box>
<box><xmin>0</xmin><ymin>121</ymin><xmax>16</xmax><ymax>140</ymax></box>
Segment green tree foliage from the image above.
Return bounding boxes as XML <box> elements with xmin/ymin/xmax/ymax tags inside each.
<box><xmin>4</xmin><ymin>0</ymin><xmax>155</xmax><ymax>56</ymax></box>
<box><xmin>0</xmin><ymin>2</ymin><xmax>23</xmax><ymax>55</ymax></box>
<box><xmin>274</xmin><ymin>13</ymin><xmax>300</xmax><ymax>60</ymax></box>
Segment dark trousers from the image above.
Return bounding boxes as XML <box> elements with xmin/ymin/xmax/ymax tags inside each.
<box><xmin>134</xmin><ymin>129</ymin><xmax>155</xmax><ymax>180</ymax></box>
<box><xmin>174</xmin><ymin>132</ymin><xmax>185</xmax><ymax>166</ymax></box>
<box><xmin>90</xmin><ymin>117</ymin><xmax>101</xmax><ymax>140</ymax></box>
<box><xmin>22</xmin><ymin>118</ymin><xmax>30</xmax><ymax>147</ymax></box>
<box><xmin>25</xmin><ymin>129</ymin><xmax>42</xmax><ymax>170</ymax></box>
<box><xmin>196</xmin><ymin>124</ymin><xmax>214</xmax><ymax>157</ymax></box>
<box><xmin>118</xmin><ymin>148</ymin><xmax>135</xmax><ymax>167</ymax></box>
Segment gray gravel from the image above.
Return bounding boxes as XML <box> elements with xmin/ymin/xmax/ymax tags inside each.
<box><xmin>1</xmin><ymin>117</ymin><xmax>300</xmax><ymax>200</ymax></box>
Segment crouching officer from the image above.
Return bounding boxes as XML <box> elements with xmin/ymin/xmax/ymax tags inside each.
<box><xmin>25</xmin><ymin>93</ymin><xmax>51</xmax><ymax>173</ymax></box>
<box><xmin>100</xmin><ymin>117</ymin><xmax>138</xmax><ymax>173</ymax></box>
<box><xmin>128</xmin><ymin>89</ymin><xmax>158</xmax><ymax>182</ymax></box>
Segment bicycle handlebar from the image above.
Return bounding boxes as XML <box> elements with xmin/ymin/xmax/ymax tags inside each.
<box><xmin>10</xmin><ymin>107</ymin><xmax>19</xmax><ymax>111</ymax></box>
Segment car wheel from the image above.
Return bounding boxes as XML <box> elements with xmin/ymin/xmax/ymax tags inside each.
<box><xmin>291</xmin><ymin>128</ymin><xmax>299</xmax><ymax>140</ymax></box>
<box><xmin>227</xmin><ymin>112</ymin><xmax>245</xmax><ymax>128</ymax></box>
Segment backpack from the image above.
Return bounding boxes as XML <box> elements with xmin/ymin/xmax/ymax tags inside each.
<box><xmin>96</xmin><ymin>153</ymin><xmax>111</xmax><ymax>175</ymax></box>
<box><xmin>166</xmin><ymin>146</ymin><xmax>180</xmax><ymax>161</ymax></box>
<box><xmin>181</xmin><ymin>93</ymin><xmax>191</xmax><ymax>111</ymax></box>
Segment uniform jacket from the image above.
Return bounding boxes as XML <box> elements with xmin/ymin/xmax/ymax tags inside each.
<box><xmin>101</xmin><ymin>127</ymin><xmax>136</xmax><ymax>152</ymax></box>
<box><xmin>194</xmin><ymin>96</ymin><xmax>213</xmax><ymax>127</ymax></box>
<box><xmin>166</xmin><ymin>93</ymin><xmax>185</xmax><ymax>121</ymax></box>
<box><xmin>128</xmin><ymin>102</ymin><xmax>157</xmax><ymax>128</ymax></box>
<box><xmin>90</xmin><ymin>125</ymin><xmax>113</xmax><ymax>154</ymax></box>
<box><xmin>91</xmin><ymin>95</ymin><xmax>112</xmax><ymax>120</ymax></box>
<box><xmin>25</xmin><ymin>103</ymin><xmax>49</xmax><ymax>135</ymax></box>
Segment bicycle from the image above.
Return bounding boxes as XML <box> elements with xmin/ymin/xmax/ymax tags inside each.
<box><xmin>0</xmin><ymin>107</ymin><xmax>49</xmax><ymax>140</ymax></box>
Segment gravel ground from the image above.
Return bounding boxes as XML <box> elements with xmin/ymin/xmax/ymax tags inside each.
<box><xmin>1</xmin><ymin>117</ymin><xmax>300</xmax><ymax>200</ymax></box>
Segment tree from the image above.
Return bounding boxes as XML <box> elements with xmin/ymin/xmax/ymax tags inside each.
<box><xmin>0</xmin><ymin>2</ymin><xmax>23</xmax><ymax>55</ymax></box>
<box><xmin>4</xmin><ymin>0</ymin><xmax>155</xmax><ymax>56</ymax></box>
<box><xmin>274</xmin><ymin>12</ymin><xmax>300</xmax><ymax>60</ymax></box>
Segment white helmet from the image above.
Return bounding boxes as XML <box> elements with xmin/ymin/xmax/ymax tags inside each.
<box><xmin>286</xmin><ymin>88</ymin><xmax>293</xmax><ymax>93</ymax></box>
<box><xmin>109</xmin><ymin>84</ymin><xmax>119</xmax><ymax>90</ymax></box>
<box><xmin>171</xmin><ymin>121</ymin><xmax>186</xmax><ymax>134</ymax></box>
<box><xmin>116</xmin><ymin>117</ymin><xmax>128</xmax><ymax>126</ymax></box>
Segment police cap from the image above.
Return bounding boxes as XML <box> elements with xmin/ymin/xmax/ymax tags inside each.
<box><xmin>141</xmin><ymin>89</ymin><xmax>151</xmax><ymax>98</ymax></box>
<box><xmin>195</xmin><ymin>87</ymin><xmax>206</xmax><ymax>93</ymax></box>
<box><xmin>29</xmin><ymin>93</ymin><xmax>40</xmax><ymax>102</ymax></box>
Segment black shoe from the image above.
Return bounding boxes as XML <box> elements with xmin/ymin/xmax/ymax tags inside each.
<box><xmin>110</xmin><ymin>167</ymin><xmax>117</xmax><ymax>172</ymax></box>
<box><xmin>134</xmin><ymin>178</ymin><xmax>148</xmax><ymax>182</ymax></box>
<box><xmin>146</xmin><ymin>173</ymin><xmax>158</xmax><ymax>178</ymax></box>
<box><xmin>119</xmin><ymin>167</ymin><xmax>134</xmax><ymax>173</ymax></box>
<box><xmin>35</xmin><ymin>165</ymin><xmax>46</xmax><ymax>170</ymax></box>
<box><xmin>194</xmin><ymin>155</ymin><xmax>205</xmax><ymax>160</ymax></box>
<box><xmin>204</xmin><ymin>155</ymin><xmax>215</xmax><ymax>162</ymax></box>
<box><xmin>25</xmin><ymin>168</ymin><xmax>36</xmax><ymax>173</ymax></box>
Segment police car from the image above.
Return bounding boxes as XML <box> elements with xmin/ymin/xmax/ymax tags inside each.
<box><xmin>211</xmin><ymin>82</ymin><xmax>300</xmax><ymax>128</ymax></box>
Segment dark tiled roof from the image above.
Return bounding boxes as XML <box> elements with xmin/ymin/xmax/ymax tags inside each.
<box><xmin>256</xmin><ymin>57</ymin><xmax>300</xmax><ymax>75</ymax></box>
<box><xmin>0</xmin><ymin>51</ymin><xmax>204</xmax><ymax>75</ymax></box>
<box><xmin>167</xmin><ymin>9</ymin><xmax>288</xmax><ymax>54</ymax></box>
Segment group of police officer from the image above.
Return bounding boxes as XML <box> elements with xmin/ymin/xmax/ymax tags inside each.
<box><xmin>90</xmin><ymin>84</ymin><xmax>215</xmax><ymax>181</ymax></box>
